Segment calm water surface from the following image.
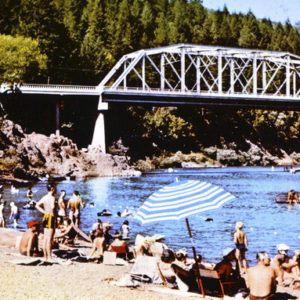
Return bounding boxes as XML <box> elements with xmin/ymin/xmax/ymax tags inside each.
<box><xmin>2</xmin><ymin>166</ymin><xmax>300</xmax><ymax>265</ymax></box>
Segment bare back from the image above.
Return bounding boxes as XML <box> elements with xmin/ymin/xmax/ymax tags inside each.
<box><xmin>36</xmin><ymin>193</ymin><xmax>56</xmax><ymax>216</ymax></box>
<box><xmin>247</xmin><ymin>265</ymin><xmax>276</xmax><ymax>297</ymax></box>
<box><xmin>68</xmin><ymin>197</ymin><xmax>83</xmax><ymax>212</ymax></box>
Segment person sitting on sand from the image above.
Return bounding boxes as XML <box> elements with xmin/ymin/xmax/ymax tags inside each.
<box><xmin>234</xmin><ymin>221</ymin><xmax>248</xmax><ymax>274</ymax></box>
<box><xmin>287</xmin><ymin>189</ymin><xmax>298</xmax><ymax>205</ymax></box>
<box><xmin>19</xmin><ymin>221</ymin><xmax>42</xmax><ymax>257</ymax></box>
<box><xmin>54</xmin><ymin>217</ymin><xmax>77</xmax><ymax>246</ymax></box>
<box><xmin>174</xmin><ymin>249</ymin><xmax>189</xmax><ymax>268</ymax></box>
<box><xmin>291</xmin><ymin>250</ymin><xmax>300</xmax><ymax>288</ymax></box>
<box><xmin>247</xmin><ymin>251</ymin><xmax>276</xmax><ymax>300</ymax></box>
<box><xmin>214</xmin><ymin>248</ymin><xmax>240</xmax><ymax>281</ymax></box>
<box><xmin>0</xmin><ymin>201</ymin><xmax>5</xmax><ymax>228</ymax></box>
<box><xmin>271</xmin><ymin>243</ymin><xmax>295</xmax><ymax>285</ymax></box>
<box><xmin>87</xmin><ymin>229</ymin><xmax>105</xmax><ymax>261</ymax></box>
<box><xmin>108</xmin><ymin>231</ymin><xmax>128</xmax><ymax>259</ymax></box>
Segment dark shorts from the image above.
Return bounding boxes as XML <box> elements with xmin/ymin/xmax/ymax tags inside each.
<box><xmin>236</xmin><ymin>243</ymin><xmax>246</xmax><ymax>251</ymax></box>
<box><xmin>42</xmin><ymin>214</ymin><xmax>55</xmax><ymax>229</ymax></box>
<box><xmin>13</xmin><ymin>213</ymin><xmax>20</xmax><ymax>220</ymax></box>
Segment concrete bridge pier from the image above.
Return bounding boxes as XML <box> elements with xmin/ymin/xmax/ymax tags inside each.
<box><xmin>91</xmin><ymin>102</ymin><xmax>108</xmax><ymax>153</ymax></box>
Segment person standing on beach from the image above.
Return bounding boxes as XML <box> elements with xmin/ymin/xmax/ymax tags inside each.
<box><xmin>36</xmin><ymin>184</ymin><xmax>57</xmax><ymax>261</ymax></box>
<box><xmin>68</xmin><ymin>191</ymin><xmax>84</xmax><ymax>227</ymax></box>
<box><xmin>234</xmin><ymin>221</ymin><xmax>248</xmax><ymax>274</ymax></box>
<box><xmin>57</xmin><ymin>190</ymin><xmax>66</xmax><ymax>221</ymax></box>
<box><xmin>0</xmin><ymin>201</ymin><xmax>5</xmax><ymax>227</ymax></box>
<box><xmin>9</xmin><ymin>202</ymin><xmax>19</xmax><ymax>229</ymax></box>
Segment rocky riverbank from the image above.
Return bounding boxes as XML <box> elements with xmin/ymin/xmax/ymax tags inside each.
<box><xmin>134</xmin><ymin>141</ymin><xmax>300</xmax><ymax>172</ymax></box>
<box><xmin>0</xmin><ymin>116</ymin><xmax>299</xmax><ymax>182</ymax></box>
<box><xmin>0</xmin><ymin>117</ymin><xmax>137</xmax><ymax>183</ymax></box>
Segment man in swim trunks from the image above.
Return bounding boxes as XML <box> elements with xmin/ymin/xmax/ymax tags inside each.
<box><xmin>36</xmin><ymin>184</ymin><xmax>57</xmax><ymax>261</ymax></box>
<box><xmin>57</xmin><ymin>190</ymin><xmax>66</xmax><ymax>221</ymax></box>
<box><xmin>67</xmin><ymin>191</ymin><xmax>84</xmax><ymax>227</ymax></box>
<box><xmin>9</xmin><ymin>202</ymin><xmax>19</xmax><ymax>228</ymax></box>
<box><xmin>0</xmin><ymin>201</ymin><xmax>5</xmax><ymax>227</ymax></box>
<box><xmin>247</xmin><ymin>251</ymin><xmax>276</xmax><ymax>300</ymax></box>
<box><xmin>19</xmin><ymin>221</ymin><xmax>41</xmax><ymax>257</ymax></box>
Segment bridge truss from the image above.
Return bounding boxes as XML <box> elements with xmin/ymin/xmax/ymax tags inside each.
<box><xmin>98</xmin><ymin>44</ymin><xmax>300</xmax><ymax>109</ymax></box>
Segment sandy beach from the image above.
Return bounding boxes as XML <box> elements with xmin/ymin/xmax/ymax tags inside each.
<box><xmin>1</xmin><ymin>241</ymin><xmax>300</xmax><ymax>300</ymax></box>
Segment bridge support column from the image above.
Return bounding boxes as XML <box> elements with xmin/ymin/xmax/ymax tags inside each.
<box><xmin>56</xmin><ymin>99</ymin><xmax>60</xmax><ymax>136</ymax></box>
<box><xmin>91</xmin><ymin>102</ymin><xmax>108</xmax><ymax>153</ymax></box>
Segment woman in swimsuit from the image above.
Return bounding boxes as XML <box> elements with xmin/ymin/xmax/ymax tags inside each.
<box><xmin>234</xmin><ymin>221</ymin><xmax>248</xmax><ymax>274</ymax></box>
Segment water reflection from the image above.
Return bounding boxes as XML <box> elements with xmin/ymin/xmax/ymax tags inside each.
<box><xmin>1</xmin><ymin>166</ymin><xmax>299</xmax><ymax>266</ymax></box>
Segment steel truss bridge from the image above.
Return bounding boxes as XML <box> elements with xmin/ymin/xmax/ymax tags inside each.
<box><xmin>98</xmin><ymin>44</ymin><xmax>300</xmax><ymax>110</ymax></box>
<box><xmin>2</xmin><ymin>44</ymin><xmax>300</xmax><ymax>150</ymax></box>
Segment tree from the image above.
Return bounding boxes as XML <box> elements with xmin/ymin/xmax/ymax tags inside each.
<box><xmin>0</xmin><ymin>34</ymin><xmax>47</xmax><ymax>83</ymax></box>
<box><xmin>238</xmin><ymin>12</ymin><xmax>261</xmax><ymax>49</ymax></box>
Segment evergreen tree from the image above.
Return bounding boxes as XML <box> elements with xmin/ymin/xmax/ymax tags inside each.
<box><xmin>238</xmin><ymin>12</ymin><xmax>261</xmax><ymax>49</ymax></box>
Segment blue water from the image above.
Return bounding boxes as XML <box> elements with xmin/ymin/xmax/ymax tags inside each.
<box><xmin>2</xmin><ymin>166</ymin><xmax>300</xmax><ymax>265</ymax></box>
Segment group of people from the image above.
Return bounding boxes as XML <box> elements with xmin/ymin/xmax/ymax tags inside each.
<box><xmin>18</xmin><ymin>184</ymin><xmax>85</xmax><ymax>261</ymax></box>
<box><xmin>0</xmin><ymin>197</ymin><xmax>20</xmax><ymax>229</ymax></box>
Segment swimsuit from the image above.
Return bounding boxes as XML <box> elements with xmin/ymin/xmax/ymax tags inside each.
<box><xmin>13</xmin><ymin>212</ymin><xmax>20</xmax><ymax>220</ymax></box>
<box><xmin>236</xmin><ymin>243</ymin><xmax>246</xmax><ymax>251</ymax></box>
<box><xmin>42</xmin><ymin>214</ymin><xmax>55</xmax><ymax>229</ymax></box>
<box><xmin>58</xmin><ymin>209</ymin><xmax>66</xmax><ymax>217</ymax></box>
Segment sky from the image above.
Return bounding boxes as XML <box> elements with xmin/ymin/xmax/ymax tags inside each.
<box><xmin>202</xmin><ymin>0</ymin><xmax>300</xmax><ymax>25</ymax></box>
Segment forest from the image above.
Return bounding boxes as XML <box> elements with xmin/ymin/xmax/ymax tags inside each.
<box><xmin>0</xmin><ymin>0</ymin><xmax>299</xmax><ymax>167</ymax></box>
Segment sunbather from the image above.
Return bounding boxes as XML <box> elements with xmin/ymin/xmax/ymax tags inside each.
<box><xmin>87</xmin><ymin>229</ymin><xmax>105</xmax><ymax>261</ymax></box>
<box><xmin>271</xmin><ymin>243</ymin><xmax>296</xmax><ymax>285</ymax></box>
<box><xmin>19</xmin><ymin>221</ymin><xmax>42</xmax><ymax>257</ymax></box>
<box><xmin>247</xmin><ymin>251</ymin><xmax>276</xmax><ymax>300</ymax></box>
<box><xmin>214</xmin><ymin>248</ymin><xmax>239</xmax><ymax>281</ymax></box>
<box><xmin>108</xmin><ymin>231</ymin><xmax>128</xmax><ymax>259</ymax></box>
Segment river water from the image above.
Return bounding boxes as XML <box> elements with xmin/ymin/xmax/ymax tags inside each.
<box><xmin>2</xmin><ymin>167</ymin><xmax>300</xmax><ymax>265</ymax></box>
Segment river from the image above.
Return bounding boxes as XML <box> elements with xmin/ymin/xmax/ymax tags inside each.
<box><xmin>1</xmin><ymin>166</ymin><xmax>300</xmax><ymax>265</ymax></box>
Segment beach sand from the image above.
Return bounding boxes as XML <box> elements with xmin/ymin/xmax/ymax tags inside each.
<box><xmin>0</xmin><ymin>243</ymin><xmax>299</xmax><ymax>300</ymax></box>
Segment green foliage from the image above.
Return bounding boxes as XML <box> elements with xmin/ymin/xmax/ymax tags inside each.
<box><xmin>0</xmin><ymin>34</ymin><xmax>47</xmax><ymax>83</ymax></box>
<box><xmin>143</xmin><ymin>107</ymin><xmax>193</xmax><ymax>140</ymax></box>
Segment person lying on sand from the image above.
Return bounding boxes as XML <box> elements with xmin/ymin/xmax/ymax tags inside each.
<box><xmin>19</xmin><ymin>221</ymin><xmax>42</xmax><ymax>257</ymax></box>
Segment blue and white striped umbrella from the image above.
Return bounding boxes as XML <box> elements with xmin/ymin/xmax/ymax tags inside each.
<box><xmin>136</xmin><ymin>180</ymin><xmax>235</xmax><ymax>224</ymax></box>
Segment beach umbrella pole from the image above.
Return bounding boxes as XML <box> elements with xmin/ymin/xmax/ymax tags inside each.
<box><xmin>185</xmin><ymin>218</ymin><xmax>205</xmax><ymax>298</ymax></box>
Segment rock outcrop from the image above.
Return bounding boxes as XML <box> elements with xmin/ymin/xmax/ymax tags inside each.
<box><xmin>0</xmin><ymin>117</ymin><xmax>137</xmax><ymax>181</ymax></box>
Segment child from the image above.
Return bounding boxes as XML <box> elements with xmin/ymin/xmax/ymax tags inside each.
<box><xmin>234</xmin><ymin>221</ymin><xmax>248</xmax><ymax>274</ymax></box>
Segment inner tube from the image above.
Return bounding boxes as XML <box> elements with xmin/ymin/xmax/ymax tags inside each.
<box><xmin>97</xmin><ymin>209</ymin><xmax>112</xmax><ymax>217</ymax></box>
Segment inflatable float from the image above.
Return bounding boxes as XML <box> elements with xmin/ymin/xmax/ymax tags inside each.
<box><xmin>275</xmin><ymin>192</ymin><xmax>300</xmax><ymax>203</ymax></box>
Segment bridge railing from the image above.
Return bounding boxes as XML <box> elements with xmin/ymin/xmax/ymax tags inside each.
<box><xmin>20</xmin><ymin>83</ymin><xmax>98</xmax><ymax>94</ymax></box>
<box><xmin>103</xmin><ymin>86</ymin><xmax>300</xmax><ymax>99</ymax></box>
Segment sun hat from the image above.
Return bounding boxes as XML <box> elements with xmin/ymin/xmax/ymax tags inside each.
<box><xmin>10</xmin><ymin>202</ymin><xmax>14</xmax><ymax>206</ymax></box>
<box><xmin>223</xmin><ymin>248</ymin><xmax>234</xmax><ymax>257</ymax></box>
<box><xmin>277</xmin><ymin>243</ymin><xmax>289</xmax><ymax>252</ymax></box>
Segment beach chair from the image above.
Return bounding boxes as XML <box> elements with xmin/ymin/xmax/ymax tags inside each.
<box><xmin>199</xmin><ymin>268</ymin><xmax>243</xmax><ymax>299</ymax></box>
